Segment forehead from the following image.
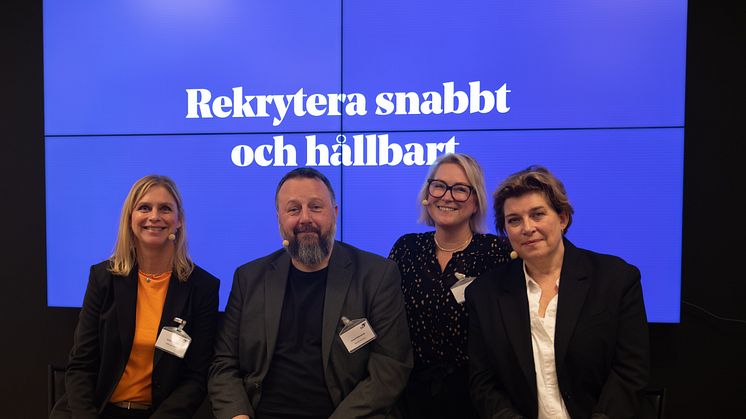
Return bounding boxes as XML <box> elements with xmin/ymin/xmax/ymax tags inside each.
<box><xmin>277</xmin><ymin>177</ymin><xmax>333</xmax><ymax>204</ymax></box>
<box><xmin>503</xmin><ymin>191</ymin><xmax>550</xmax><ymax>213</ymax></box>
<box><xmin>137</xmin><ymin>185</ymin><xmax>176</xmax><ymax>203</ymax></box>
<box><xmin>434</xmin><ymin>162</ymin><xmax>468</xmax><ymax>183</ymax></box>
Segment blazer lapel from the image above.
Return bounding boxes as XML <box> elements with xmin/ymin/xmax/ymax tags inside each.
<box><xmin>265</xmin><ymin>252</ymin><xmax>290</xmax><ymax>360</ymax></box>
<box><xmin>321</xmin><ymin>242</ymin><xmax>353</xmax><ymax>373</ymax></box>
<box><xmin>497</xmin><ymin>260</ymin><xmax>536</xmax><ymax>393</ymax></box>
<box><xmin>154</xmin><ymin>274</ymin><xmax>192</xmax><ymax>366</ymax></box>
<box><xmin>113</xmin><ymin>269</ymin><xmax>138</xmax><ymax>361</ymax></box>
<box><xmin>554</xmin><ymin>239</ymin><xmax>591</xmax><ymax>375</ymax></box>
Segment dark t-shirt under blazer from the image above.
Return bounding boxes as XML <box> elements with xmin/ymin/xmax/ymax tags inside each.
<box><xmin>209</xmin><ymin>241</ymin><xmax>413</xmax><ymax>419</ymax></box>
<box><xmin>256</xmin><ymin>265</ymin><xmax>334</xmax><ymax>419</ymax></box>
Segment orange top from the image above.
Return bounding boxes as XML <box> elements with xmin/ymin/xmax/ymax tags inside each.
<box><xmin>110</xmin><ymin>271</ymin><xmax>171</xmax><ymax>404</ymax></box>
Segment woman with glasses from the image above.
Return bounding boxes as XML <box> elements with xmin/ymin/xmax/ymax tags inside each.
<box><xmin>389</xmin><ymin>153</ymin><xmax>511</xmax><ymax>419</ymax></box>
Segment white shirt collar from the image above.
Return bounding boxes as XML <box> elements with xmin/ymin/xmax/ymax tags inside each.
<box><xmin>523</xmin><ymin>261</ymin><xmax>560</xmax><ymax>291</ymax></box>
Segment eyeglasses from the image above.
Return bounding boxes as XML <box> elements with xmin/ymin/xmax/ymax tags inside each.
<box><xmin>427</xmin><ymin>179</ymin><xmax>474</xmax><ymax>202</ymax></box>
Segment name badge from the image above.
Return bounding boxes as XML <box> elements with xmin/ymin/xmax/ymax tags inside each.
<box><xmin>338</xmin><ymin>316</ymin><xmax>377</xmax><ymax>353</ymax></box>
<box><xmin>450</xmin><ymin>272</ymin><xmax>477</xmax><ymax>304</ymax></box>
<box><xmin>155</xmin><ymin>317</ymin><xmax>192</xmax><ymax>358</ymax></box>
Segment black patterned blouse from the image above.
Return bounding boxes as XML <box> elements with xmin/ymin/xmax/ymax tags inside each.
<box><xmin>389</xmin><ymin>232</ymin><xmax>511</xmax><ymax>369</ymax></box>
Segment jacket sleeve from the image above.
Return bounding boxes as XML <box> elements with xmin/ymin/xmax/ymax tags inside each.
<box><xmin>466</xmin><ymin>284</ymin><xmax>525</xmax><ymax>419</ymax></box>
<box><xmin>209</xmin><ymin>269</ymin><xmax>256</xmax><ymax>419</ymax></box>
<box><xmin>592</xmin><ymin>266</ymin><xmax>650</xmax><ymax>418</ymax></box>
<box><xmin>151</xmin><ymin>272</ymin><xmax>220</xmax><ymax>419</ymax></box>
<box><xmin>330</xmin><ymin>261</ymin><xmax>413</xmax><ymax>419</ymax></box>
<box><xmin>64</xmin><ymin>265</ymin><xmax>106</xmax><ymax>419</ymax></box>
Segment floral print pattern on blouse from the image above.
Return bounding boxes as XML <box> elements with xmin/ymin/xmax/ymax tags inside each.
<box><xmin>389</xmin><ymin>232</ymin><xmax>511</xmax><ymax>368</ymax></box>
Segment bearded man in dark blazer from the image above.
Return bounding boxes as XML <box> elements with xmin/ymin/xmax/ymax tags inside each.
<box><xmin>209</xmin><ymin>167</ymin><xmax>413</xmax><ymax>419</ymax></box>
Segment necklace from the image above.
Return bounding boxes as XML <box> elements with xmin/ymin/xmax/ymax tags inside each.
<box><xmin>434</xmin><ymin>233</ymin><xmax>473</xmax><ymax>253</ymax></box>
<box><xmin>138</xmin><ymin>270</ymin><xmax>171</xmax><ymax>283</ymax></box>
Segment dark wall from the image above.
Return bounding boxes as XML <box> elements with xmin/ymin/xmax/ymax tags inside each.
<box><xmin>4</xmin><ymin>1</ymin><xmax>47</xmax><ymax>418</ymax></box>
<box><xmin>3</xmin><ymin>1</ymin><xmax>744</xmax><ymax>418</ymax></box>
<box><xmin>649</xmin><ymin>1</ymin><xmax>746</xmax><ymax>416</ymax></box>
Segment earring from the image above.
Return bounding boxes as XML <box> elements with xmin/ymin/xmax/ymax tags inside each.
<box><xmin>421</xmin><ymin>199</ymin><xmax>429</xmax><ymax>206</ymax></box>
<box><xmin>168</xmin><ymin>231</ymin><xmax>176</xmax><ymax>241</ymax></box>
<box><xmin>510</xmin><ymin>250</ymin><xmax>518</xmax><ymax>260</ymax></box>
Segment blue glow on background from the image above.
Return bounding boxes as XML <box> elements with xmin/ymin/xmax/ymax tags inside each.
<box><xmin>45</xmin><ymin>134</ymin><xmax>343</xmax><ymax>308</ymax></box>
<box><xmin>342</xmin><ymin>129</ymin><xmax>683</xmax><ymax>323</ymax></box>
<box><xmin>44</xmin><ymin>0</ymin><xmax>686</xmax><ymax>322</ymax></box>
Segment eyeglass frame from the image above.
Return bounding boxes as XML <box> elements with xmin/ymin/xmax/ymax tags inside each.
<box><xmin>426</xmin><ymin>179</ymin><xmax>475</xmax><ymax>202</ymax></box>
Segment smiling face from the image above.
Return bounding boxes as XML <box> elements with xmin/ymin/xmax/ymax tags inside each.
<box><xmin>130</xmin><ymin>185</ymin><xmax>182</xmax><ymax>251</ymax></box>
<box><xmin>426</xmin><ymin>162</ymin><xmax>477</xmax><ymax>231</ymax></box>
<box><xmin>503</xmin><ymin>191</ymin><xmax>568</xmax><ymax>264</ymax></box>
<box><xmin>277</xmin><ymin>177</ymin><xmax>338</xmax><ymax>269</ymax></box>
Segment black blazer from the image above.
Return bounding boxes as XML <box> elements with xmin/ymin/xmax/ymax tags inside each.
<box><xmin>51</xmin><ymin>261</ymin><xmax>219</xmax><ymax>419</ymax></box>
<box><xmin>208</xmin><ymin>241</ymin><xmax>413</xmax><ymax>419</ymax></box>
<box><xmin>466</xmin><ymin>239</ymin><xmax>649</xmax><ymax>419</ymax></box>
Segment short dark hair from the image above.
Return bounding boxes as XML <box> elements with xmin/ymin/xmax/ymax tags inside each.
<box><xmin>275</xmin><ymin>167</ymin><xmax>337</xmax><ymax>208</ymax></box>
<box><xmin>493</xmin><ymin>165</ymin><xmax>574</xmax><ymax>235</ymax></box>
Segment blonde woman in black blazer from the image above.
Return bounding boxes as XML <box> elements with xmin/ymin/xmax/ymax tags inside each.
<box><xmin>51</xmin><ymin>175</ymin><xmax>219</xmax><ymax>419</ymax></box>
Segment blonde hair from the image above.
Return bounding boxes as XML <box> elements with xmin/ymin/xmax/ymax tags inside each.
<box><xmin>109</xmin><ymin>175</ymin><xmax>194</xmax><ymax>281</ymax></box>
<box><xmin>418</xmin><ymin>153</ymin><xmax>488</xmax><ymax>233</ymax></box>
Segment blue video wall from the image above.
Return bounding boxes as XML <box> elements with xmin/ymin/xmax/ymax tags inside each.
<box><xmin>44</xmin><ymin>0</ymin><xmax>686</xmax><ymax>322</ymax></box>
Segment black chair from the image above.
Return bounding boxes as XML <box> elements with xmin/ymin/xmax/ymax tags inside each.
<box><xmin>48</xmin><ymin>364</ymin><xmax>67</xmax><ymax>415</ymax></box>
<box><xmin>638</xmin><ymin>387</ymin><xmax>665</xmax><ymax>419</ymax></box>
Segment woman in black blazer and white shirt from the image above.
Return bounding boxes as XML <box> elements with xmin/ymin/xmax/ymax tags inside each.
<box><xmin>51</xmin><ymin>175</ymin><xmax>219</xmax><ymax>419</ymax></box>
<box><xmin>466</xmin><ymin>166</ymin><xmax>649</xmax><ymax>419</ymax></box>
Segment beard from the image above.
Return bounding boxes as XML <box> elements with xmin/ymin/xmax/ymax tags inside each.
<box><xmin>284</xmin><ymin>223</ymin><xmax>335</xmax><ymax>266</ymax></box>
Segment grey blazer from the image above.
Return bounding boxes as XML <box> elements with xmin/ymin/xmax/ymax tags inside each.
<box><xmin>208</xmin><ymin>241</ymin><xmax>413</xmax><ymax>419</ymax></box>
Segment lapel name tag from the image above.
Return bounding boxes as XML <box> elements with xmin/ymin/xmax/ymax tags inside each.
<box><xmin>450</xmin><ymin>272</ymin><xmax>477</xmax><ymax>304</ymax></box>
<box><xmin>339</xmin><ymin>316</ymin><xmax>377</xmax><ymax>353</ymax></box>
<box><xmin>155</xmin><ymin>317</ymin><xmax>192</xmax><ymax>359</ymax></box>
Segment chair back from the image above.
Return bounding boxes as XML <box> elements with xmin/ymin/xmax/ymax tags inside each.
<box><xmin>48</xmin><ymin>364</ymin><xmax>67</xmax><ymax>415</ymax></box>
<box><xmin>638</xmin><ymin>387</ymin><xmax>665</xmax><ymax>419</ymax></box>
